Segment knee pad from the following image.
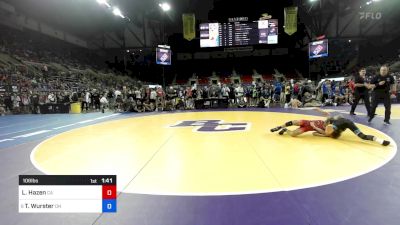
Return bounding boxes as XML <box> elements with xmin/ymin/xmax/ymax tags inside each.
<box><xmin>358</xmin><ymin>133</ymin><xmax>373</xmax><ymax>141</ymax></box>
<box><xmin>358</xmin><ymin>133</ymin><xmax>367</xmax><ymax>140</ymax></box>
<box><xmin>365</xmin><ymin>135</ymin><xmax>374</xmax><ymax>141</ymax></box>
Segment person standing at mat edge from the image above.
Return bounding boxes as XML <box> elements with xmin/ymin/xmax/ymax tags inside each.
<box><xmin>350</xmin><ymin>68</ymin><xmax>371</xmax><ymax>116</ymax></box>
<box><xmin>368</xmin><ymin>65</ymin><xmax>397</xmax><ymax>125</ymax></box>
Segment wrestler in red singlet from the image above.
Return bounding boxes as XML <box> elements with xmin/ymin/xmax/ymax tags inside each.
<box><xmin>298</xmin><ymin>120</ymin><xmax>326</xmax><ymax>132</ymax></box>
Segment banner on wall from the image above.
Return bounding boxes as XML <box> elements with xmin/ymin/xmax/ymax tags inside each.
<box><xmin>182</xmin><ymin>13</ymin><xmax>196</xmax><ymax>41</ymax></box>
<box><xmin>284</xmin><ymin>7</ymin><xmax>298</xmax><ymax>35</ymax></box>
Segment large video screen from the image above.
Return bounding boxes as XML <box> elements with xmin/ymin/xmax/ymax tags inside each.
<box><xmin>200</xmin><ymin>20</ymin><xmax>278</xmax><ymax>48</ymax></box>
<box><xmin>156</xmin><ymin>48</ymin><xmax>172</xmax><ymax>65</ymax></box>
<box><xmin>309</xmin><ymin>39</ymin><xmax>329</xmax><ymax>59</ymax></box>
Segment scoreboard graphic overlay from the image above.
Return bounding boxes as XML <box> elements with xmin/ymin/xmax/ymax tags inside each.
<box><xmin>200</xmin><ymin>20</ymin><xmax>278</xmax><ymax>48</ymax></box>
<box><xmin>19</xmin><ymin>175</ymin><xmax>117</xmax><ymax>213</ymax></box>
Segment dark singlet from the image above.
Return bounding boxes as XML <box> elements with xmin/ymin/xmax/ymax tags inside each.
<box><xmin>329</xmin><ymin>117</ymin><xmax>377</xmax><ymax>142</ymax></box>
<box><xmin>331</xmin><ymin>117</ymin><xmax>361</xmax><ymax>135</ymax></box>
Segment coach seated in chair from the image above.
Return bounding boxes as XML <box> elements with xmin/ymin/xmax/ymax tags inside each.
<box><xmin>302</xmin><ymin>92</ymin><xmax>322</xmax><ymax>107</ymax></box>
<box><xmin>143</xmin><ymin>100</ymin><xmax>155</xmax><ymax>112</ymax></box>
<box><xmin>166</xmin><ymin>86</ymin><xmax>177</xmax><ymax>101</ymax></box>
<box><xmin>333</xmin><ymin>85</ymin><xmax>346</xmax><ymax>106</ymax></box>
<box><xmin>164</xmin><ymin>98</ymin><xmax>175</xmax><ymax>111</ymax></box>
<box><xmin>133</xmin><ymin>100</ymin><xmax>144</xmax><ymax>113</ymax></box>
<box><xmin>175</xmin><ymin>97</ymin><xmax>185</xmax><ymax>110</ymax></box>
<box><xmin>288</xmin><ymin>98</ymin><xmax>302</xmax><ymax>108</ymax></box>
<box><xmin>125</xmin><ymin>96</ymin><xmax>135</xmax><ymax>112</ymax></box>
<box><xmin>257</xmin><ymin>96</ymin><xmax>271</xmax><ymax>108</ymax></box>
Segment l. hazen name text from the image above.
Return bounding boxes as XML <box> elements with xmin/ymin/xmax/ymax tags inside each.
<box><xmin>21</xmin><ymin>190</ymin><xmax>49</xmax><ymax>195</ymax></box>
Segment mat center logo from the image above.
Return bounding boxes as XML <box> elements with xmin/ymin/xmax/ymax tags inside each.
<box><xmin>170</xmin><ymin>120</ymin><xmax>250</xmax><ymax>132</ymax></box>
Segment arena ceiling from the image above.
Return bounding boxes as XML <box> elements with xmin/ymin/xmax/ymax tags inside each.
<box><xmin>3</xmin><ymin>0</ymin><xmax>399</xmax><ymax>47</ymax></box>
<box><xmin>3</xmin><ymin>0</ymin><xmax>213</xmax><ymax>38</ymax></box>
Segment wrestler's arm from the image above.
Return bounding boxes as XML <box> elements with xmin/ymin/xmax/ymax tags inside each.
<box><xmin>313</xmin><ymin>108</ymin><xmax>331</xmax><ymax>117</ymax></box>
<box><xmin>312</xmin><ymin>132</ymin><xmax>329</xmax><ymax>137</ymax></box>
<box><xmin>310</xmin><ymin>122</ymin><xmax>326</xmax><ymax>135</ymax></box>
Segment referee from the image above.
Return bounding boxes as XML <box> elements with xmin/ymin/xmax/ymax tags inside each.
<box><xmin>368</xmin><ymin>65</ymin><xmax>397</xmax><ymax>125</ymax></box>
<box><xmin>350</xmin><ymin>68</ymin><xmax>371</xmax><ymax>116</ymax></box>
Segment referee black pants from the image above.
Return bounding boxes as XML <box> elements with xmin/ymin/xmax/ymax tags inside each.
<box><xmin>370</xmin><ymin>91</ymin><xmax>391</xmax><ymax>122</ymax></box>
<box><xmin>350</xmin><ymin>91</ymin><xmax>370</xmax><ymax>115</ymax></box>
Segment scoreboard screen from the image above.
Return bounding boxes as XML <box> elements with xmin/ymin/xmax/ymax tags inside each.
<box><xmin>19</xmin><ymin>175</ymin><xmax>117</xmax><ymax>213</ymax></box>
<box><xmin>156</xmin><ymin>47</ymin><xmax>172</xmax><ymax>65</ymax></box>
<box><xmin>200</xmin><ymin>20</ymin><xmax>278</xmax><ymax>48</ymax></box>
<box><xmin>309</xmin><ymin>39</ymin><xmax>329</xmax><ymax>59</ymax></box>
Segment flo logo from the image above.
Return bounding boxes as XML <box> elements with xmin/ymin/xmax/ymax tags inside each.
<box><xmin>359</xmin><ymin>12</ymin><xmax>382</xmax><ymax>20</ymax></box>
<box><xmin>170</xmin><ymin>120</ymin><xmax>250</xmax><ymax>132</ymax></box>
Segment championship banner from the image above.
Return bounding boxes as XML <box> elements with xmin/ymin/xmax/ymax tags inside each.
<box><xmin>182</xmin><ymin>13</ymin><xmax>195</xmax><ymax>41</ymax></box>
<box><xmin>284</xmin><ymin>7</ymin><xmax>298</xmax><ymax>35</ymax></box>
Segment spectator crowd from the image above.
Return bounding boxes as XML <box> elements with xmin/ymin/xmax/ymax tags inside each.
<box><xmin>0</xmin><ymin>25</ymin><xmax>399</xmax><ymax>116</ymax></box>
<box><xmin>2</xmin><ymin>73</ymin><xmax>399</xmax><ymax>116</ymax></box>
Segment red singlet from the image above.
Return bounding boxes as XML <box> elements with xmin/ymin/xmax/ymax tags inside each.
<box><xmin>299</xmin><ymin>120</ymin><xmax>325</xmax><ymax>132</ymax></box>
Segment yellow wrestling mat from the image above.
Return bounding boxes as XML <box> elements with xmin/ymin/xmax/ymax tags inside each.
<box><xmin>376</xmin><ymin>105</ymin><xmax>400</xmax><ymax>119</ymax></box>
<box><xmin>31</xmin><ymin>112</ymin><xmax>396</xmax><ymax>195</ymax></box>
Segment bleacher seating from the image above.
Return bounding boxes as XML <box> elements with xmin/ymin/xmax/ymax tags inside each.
<box><xmin>219</xmin><ymin>76</ymin><xmax>231</xmax><ymax>84</ymax></box>
<box><xmin>262</xmin><ymin>74</ymin><xmax>274</xmax><ymax>81</ymax></box>
<box><xmin>198</xmin><ymin>77</ymin><xmax>209</xmax><ymax>85</ymax></box>
<box><xmin>240</xmin><ymin>75</ymin><xmax>253</xmax><ymax>84</ymax></box>
<box><xmin>176</xmin><ymin>79</ymin><xmax>188</xmax><ymax>85</ymax></box>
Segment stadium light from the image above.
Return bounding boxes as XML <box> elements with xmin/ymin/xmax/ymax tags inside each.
<box><xmin>113</xmin><ymin>7</ymin><xmax>125</xmax><ymax>19</ymax></box>
<box><xmin>309</xmin><ymin>0</ymin><xmax>319</xmax><ymax>2</ymax></box>
<box><xmin>159</xmin><ymin>3</ymin><xmax>171</xmax><ymax>12</ymax></box>
<box><xmin>96</xmin><ymin>0</ymin><xmax>110</xmax><ymax>8</ymax></box>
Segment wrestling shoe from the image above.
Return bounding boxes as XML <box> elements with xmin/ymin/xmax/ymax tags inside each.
<box><xmin>382</xmin><ymin>140</ymin><xmax>390</xmax><ymax>146</ymax></box>
<box><xmin>279</xmin><ymin>128</ymin><xmax>288</xmax><ymax>135</ymax></box>
<box><xmin>384</xmin><ymin>121</ymin><xmax>391</xmax><ymax>125</ymax></box>
<box><xmin>270</xmin><ymin>126</ymin><xmax>282</xmax><ymax>132</ymax></box>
